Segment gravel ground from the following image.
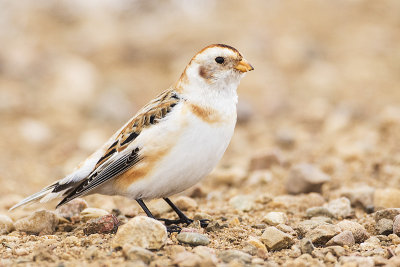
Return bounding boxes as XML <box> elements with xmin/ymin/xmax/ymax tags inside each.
<box><xmin>1</xmin><ymin>1</ymin><xmax>400</xmax><ymax>266</ymax></box>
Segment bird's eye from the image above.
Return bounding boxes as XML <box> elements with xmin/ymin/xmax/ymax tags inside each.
<box><xmin>215</xmin><ymin>57</ymin><xmax>224</xmax><ymax>64</ymax></box>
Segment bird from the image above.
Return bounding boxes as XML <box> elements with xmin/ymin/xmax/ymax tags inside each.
<box><xmin>10</xmin><ymin>44</ymin><xmax>254</xmax><ymax>232</ymax></box>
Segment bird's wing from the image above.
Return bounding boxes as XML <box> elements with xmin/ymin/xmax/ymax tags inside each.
<box><xmin>55</xmin><ymin>89</ymin><xmax>181</xmax><ymax>206</ymax></box>
<box><xmin>9</xmin><ymin>89</ymin><xmax>181</xmax><ymax>210</ymax></box>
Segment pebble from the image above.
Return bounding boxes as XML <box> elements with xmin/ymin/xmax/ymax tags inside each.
<box><xmin>0</xmin><ymin>214</ymin><xmax>14</xmax><ymax>234</ymax></box>
<box><xmin>374</xmin><ymin>188</ymin><xmax>400</xmax><ymax>209</ymax></box>
<box><xmin>247</xmin><ymin>170</ymin><xmax>272</xmax><ymax>185</ymax></box>
<box><xmin>112</xmin><ymin>216</ymin><xmax>167</xmax><ymax>250</ymax></box>
<box><xmin>300</xmin><ymin>238</ymin><xmax>314</xmax><ymax>254</ymax></box>
<box><xmin>275</xmin><ymin>128</ymin><xmax>296</xmax><ymax>149</ymax></box>
<box><xmin>246</xmin><ymin>236</ymin><xmax>268</xmax><ymax>252</ymax></box>
<box><xmin>326</xmin><ymin>230</ymin><xmax>355</xmax><ymax>246</ymax></box>
<box><xmin>339</xmin><ymin>185</ymin><xmax>375</xmax><ymax>209</ymax></box>
<box><xmin>340</xmin><ymin>256</ymin><xmax>374</xmax><ymax>267</ymax></box>
<box><xmin>306</xmin><ymin>224</ymin><xmax>341</xmax><ymax>245</ymax></box>
<box><xmin>260</xmin><ymin>226</ymin><xmax>294</xmax><ymax>251</ymax></box>
<box><xmin>322</xmin><ymin>246</ymin><xmax>346</xmax><ymax>257</ymax></box>
<box><xmin>360</xmin><ymin>236</ymin><xmax>381</xmax><ymax>251</ymax></box>
<box><xmin>262</xmin><ymin>212</ymin><xmax>287</xmax><ymax>226</ymax></box>
<box><xmin>192</xmin><ymin>246</ymin><xmax>218</xmax><ymax>266</ymax></box>
<box><xmin>374</xmin><ymin>208</ymin><xmax>400</xmax><ymax>222</ymax></box>
<box><xmin>14</xmin><ymin>248</ymin><xmax>29</xmax><ymax>256</ymax></box>
<box><xmin>174</xmin><ymin>196</ymin><xmax>198</xmax><ymax>211</ymax></box>
<box><xmin>122</xmin><ymin>244</ymin><xmax>155</xmax><ymax>264</ymax></box>
<box><xmin>229</xmin><ymin>195</ymin><xmax>254</xmax><ymax>212</ymax></box>
<box><xmin>83</xmin><ymin>214</ymin><xmax>119</xmax><ymax>235</ymax></box>
<box><xmin>205</xmin><ymin>221</ymin><xmax>225</xmax><ymax>232</ymax></box>
<box><xmin>324</xmin><ymin>197</ymin><xmax>352</xmax><ymax>219</ymax></box>
<box><xmin>164</xmin><ymin>245</ymin><xmax>186</xmax><ymax>257</ymax></box>
<box><xmin>173</xmin><ymin>251</ymin><xmax>204</xmax><ymax>267</ymax></box>
<box><xmin>249</xmin><ymin>150</ymin><xmax>283</xmax><ymax>171</ymax></box>
<box><xmin>337</xmin><ymin>220</ymin><xmax>369</xmax><ymax>243</ymax></box>
<box><xmin>389</xmin><ymin>233</ymin><xmax>400</xmax><ymax>244</ymax></box>
<box><xmin>296</xmin><ymin>218</ymin><xmax>332</xmax><ymax>237</ymax></box>
<box><xmin>177</xmin><ymin>232</ymin><xmax>210</xmax><ymax>246</ymax></box>
<box><xmin>393</xmin><ymin>215</ymin><xmax>400</xmax><ymax>236</ymax></box>
<box><xmin>81</xmin><ymin>208</ymin><xmax>109</xmax><ymax>221</ymax></box>
<box><xmin>55</xmin><ymin>198</ymin><xmax>88</xmax><ymax>220</ymax></box>
<box><xmin>209</xmin><ymin>167</ymin><xmax>247</xmax><ymax>186</ymax></box>
<box><xmin>148</xmin><ymin>199</ymin><xmax>172</xmax><ymax>217</ymax></box>
<box><xmin>376</xmin><ymin>218</ymin><xmax>393</xmax><ymax>235</ymax></box>
<box><xmin>306</xmin><ymin>207</ymin><xmax>334</xmax><ymax>218</ymax></box>
<box><xmin>218</xmin><ymin>250</ymin><xmax>252</xmax><ymax>264</ymax></box>
<box><xmin>14</xmin><ymin>210</ymin><xmax>59</xmax><ymax>235</ymax></box>
<box><xmin>276</xmin><ymin>224</ymin><xmax>296</xmax><ymax>235</ymax></box>
<box><xmin>286</xmin><ymin>163</ymin><xmax>330</xmax><ymax>194</ymax></box>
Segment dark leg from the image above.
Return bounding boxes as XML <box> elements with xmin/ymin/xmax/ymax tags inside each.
<box><xmin>161</xmin><ymin>198</ymin><xmax>209</xmax><ymax>228</ymax></box>
<box><xmin>136</xmin><ymin>199</ymin><xmax>181</xmax><ymax>233</ymax></box>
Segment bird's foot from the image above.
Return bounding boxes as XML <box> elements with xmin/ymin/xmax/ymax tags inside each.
<box><xmin>158</xmin><ymin>218</ymin><xmax>210</xmax><ymax>228</ymax></box>
<box><xmin>166</xmin><ymin>224</ymin><xmax>182</xmax><ymax>233</ymax></box>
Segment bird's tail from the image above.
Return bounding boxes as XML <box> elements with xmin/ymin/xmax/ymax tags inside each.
<box><xmin>9</xmin><ymin>183</ymin><xmax>60</xmax><ymax>211</ymax></box>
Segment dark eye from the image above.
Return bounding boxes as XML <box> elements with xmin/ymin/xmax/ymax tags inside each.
<box><xmin>215</xmin><ymin>57</ymin><xmax>224</xmax><ymax>64</ymax></box>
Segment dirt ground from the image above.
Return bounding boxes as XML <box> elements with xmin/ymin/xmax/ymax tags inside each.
<box><xmin>1</xmin><ymin>1</ymin><xmax>400</xmax><ymax>266</ymax></box>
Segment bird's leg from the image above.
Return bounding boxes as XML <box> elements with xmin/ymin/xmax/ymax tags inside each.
<box><xmin>160</xmin><ymin>198</ymin><xmax>210</xmax><ymax>228</ymax></box>
<box><xmin>136</xmin><ymin>199</ymin><xmax>181</xmax><ymax>233</ymax></box>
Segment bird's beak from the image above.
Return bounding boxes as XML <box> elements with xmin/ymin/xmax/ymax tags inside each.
<box><xmin>234</xmin><ymin>58</ymin><xmax>254</xmax><ymax>73</ymax></box>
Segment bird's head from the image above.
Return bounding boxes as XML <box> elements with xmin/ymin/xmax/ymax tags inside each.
<box><xmin>177</xmin><ymin>44</ymin><xmax>253</xmax><ymax>95</ymax></box>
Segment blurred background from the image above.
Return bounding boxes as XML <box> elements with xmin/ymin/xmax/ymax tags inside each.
<box><xmin>1</xmin><ymin>0</ymin><xmax>400</xmax><ymax>214</ymax></box>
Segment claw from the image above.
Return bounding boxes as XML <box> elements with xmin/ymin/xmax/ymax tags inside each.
<box><xmin>199</xmin><ymin>219</ymin><xmax>210</xmax><ymax>228</ymax></box>
<box><xmin>166</xmin><ymin>225</ymin><xmax>181</xmax><ymax>233</ymax></box>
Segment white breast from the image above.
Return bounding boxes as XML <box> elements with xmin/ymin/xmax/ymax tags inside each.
<box><xmin>123</xmin><ymin>101</ymin><xmax>237</xmax><ymax>200</ymax></box>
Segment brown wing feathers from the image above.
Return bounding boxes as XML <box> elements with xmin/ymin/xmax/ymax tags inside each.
<box><xmin>94</xmin><ymin>90</ymin><xmax>180</xmax><ymax>170</ymax></box>
<box><xmin>55</xmin><ymin>89</ymin><xmax>181</xmax><ymax>206</ymax></box>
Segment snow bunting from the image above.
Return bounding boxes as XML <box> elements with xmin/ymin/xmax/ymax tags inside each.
<box><xmin>10</xmin><ymin>44</ymin><xmax>253</xmax><ymax>232</ymax></box>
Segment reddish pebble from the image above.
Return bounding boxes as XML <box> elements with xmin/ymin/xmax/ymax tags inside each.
<box><xmin>83</xmin><ymin>214</ymin><xmax>119</xmax><ymax>235</ymax></box>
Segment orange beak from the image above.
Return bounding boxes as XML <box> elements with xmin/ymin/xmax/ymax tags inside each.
<box><xmin>234</xmin><ymin>58</ymin><xmax>254</xmax><ymax>73</ymax></box>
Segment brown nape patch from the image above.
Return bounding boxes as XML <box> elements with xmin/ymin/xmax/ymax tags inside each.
<box><xmin>114</xmin><ymin>147</ymin><xmax>170</xmax><ymax>191</ymax></box>
<box><xmin>189</xmin><ymin>103</ymin><xmax>223</xmax><ymax>124</ymax></box>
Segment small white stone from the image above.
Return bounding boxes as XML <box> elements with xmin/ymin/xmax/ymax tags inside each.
<box><xmin>324</xmin><ymin>197</ymin><xmax>352</xmax><ymax>219</ymax></box>
<box><xmin>262</xmin><ymin>212</ymin><xmax>288</xmax><ymax>226</ymax></box>
<box><xmin>112</xmin><ymin>216</ymin><xmax>167</xmax><ymax>250</ymax></box>
<box><xmin>229</xmin><ymin>195</ymin><xmax>254</xmax><ymax>212</ymax></box>
<box><xmin>177</xmin><ymin>232</ymin><xmax>210</xmax><ymax>246</ymax></box>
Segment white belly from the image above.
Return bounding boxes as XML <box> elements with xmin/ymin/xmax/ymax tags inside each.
<box><xmin>123</xmin><ymin>105</ymin><xmax>236</xmax><ymax>200</ymax></box>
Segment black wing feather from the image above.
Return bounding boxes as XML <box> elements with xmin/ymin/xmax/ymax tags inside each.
<box><xmin>56</xmin><ymin>147</ymin><xmax>141</xmax><ymax>207</ymax></box>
